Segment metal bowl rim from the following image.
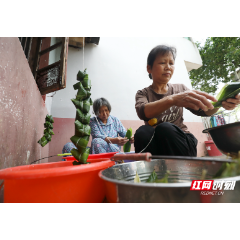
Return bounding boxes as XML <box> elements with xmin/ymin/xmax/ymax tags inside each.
<box><xmin>202</xmin><ymin>122</ymin><xmax>240</xmax><ymax>133</ymax></box>
<box><xmin>99</xmin><ymin>161</ymin><xmax>240</xmax><ymax>188</ymax></box>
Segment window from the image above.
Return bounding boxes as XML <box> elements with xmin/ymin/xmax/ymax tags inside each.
<box><xmin>19</xmin><ymin>37</ymin><xmax>69</xmax><ymax>95</ymax></box>
<box><xmin>18</xmin><ymin>37</ymin><xmax>99</xmax><ymax>96</ymax></box>
<box><xmin>33</xmin><ymin>37</ymin><xmax>69</xmax><ymax>95</ymax></box>
<box><xmin>18</xmin><ymin>37</ymin><xmax>33</xmax><ymax>60</ymax></box>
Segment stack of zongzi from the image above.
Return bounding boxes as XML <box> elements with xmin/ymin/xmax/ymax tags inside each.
<box><xmin>38</xmin><ymin>114</ymin><xmax>54</xmax><ymax>147</ymax></box>
<box><xmin>70</xmin><ymin>69</ymin><xmax>92</xmax><ymax>165</ymax></box>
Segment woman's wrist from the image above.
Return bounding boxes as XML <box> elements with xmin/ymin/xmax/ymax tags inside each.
<box><xmin>168</xmin><ymin>95</ymin><xmax>176</xmax><ymax>106</ymax></box>
<box><xmin>105</xmin><ymin>137</ymin><xmax>115</xmax><ymax>144</ymax></box>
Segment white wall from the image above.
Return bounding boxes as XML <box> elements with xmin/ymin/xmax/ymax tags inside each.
<box><xmin>51</xmin><ymin>37</ymin><xmax>203</xmax><ymax>122</ymax></box>
<box><xmin>44</xmin><ymin>37</ymin><xmax>62</xmax><ymax>115</ymax></box>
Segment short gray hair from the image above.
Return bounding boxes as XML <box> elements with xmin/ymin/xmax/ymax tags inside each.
<box><xmin>93</xmin><ymin>98</ymin><xmax>111</xmax><ymax>116</ymax></box>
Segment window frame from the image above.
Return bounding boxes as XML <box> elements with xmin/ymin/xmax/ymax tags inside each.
<box><xmin>30</xmin><ymin>37</ymin><xmax>69</xmax><ymax>95</ymax></box>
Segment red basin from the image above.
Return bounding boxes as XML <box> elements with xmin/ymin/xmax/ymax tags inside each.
<box><xmin>0</xmin><ymin>160</ymin><xmax>114</xmax><ymax>203</ymax></box>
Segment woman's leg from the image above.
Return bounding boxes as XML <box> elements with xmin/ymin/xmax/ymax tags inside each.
<box><xmin>134</xmin><ymin>125</ymin><xmax>156</xmax><ymax>154</ymax></box>
<box><xmin>153</xmin><ymin>122</ymin><xmax>198</xmax><ymax>156</ymax></box>
<box><xmin>91</xmin><ymin>138</ymin><xmax>120</xmax><ymax>154</ymax></box>
<box><xmin>134</xmin><ymin>123</ymin><xmax>197</xmax><ymax>156</ymax></box>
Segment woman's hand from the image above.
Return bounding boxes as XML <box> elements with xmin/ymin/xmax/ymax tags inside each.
<box><xmin>171</xmin><ymin>90</ymin><xmax>217</xmax><ymax>111</ymax></box>
<box><xmin>114</xmin><ymin>137</ymin><xmax>129</xmax><ymax>146</ymax></box>
<box><xmin>222</xmin><ymin>93</ymin><xmax>240</xmax><ymax>110</ymax></box>
<box><xmin>105</xmin><ymin>137</ymin><xmax>129</xmax><ymax>146</ymax></box>
<box><xmin>129</xmin><ymin>136</ymin><xmax>134</xmax><ymax>144</ymax></box>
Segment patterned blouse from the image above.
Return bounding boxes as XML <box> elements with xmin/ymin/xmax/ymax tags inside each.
<box><xmin>89</xmin><ymin>115</ymin><xmax>127</xmax><ymax>140</ymax></box>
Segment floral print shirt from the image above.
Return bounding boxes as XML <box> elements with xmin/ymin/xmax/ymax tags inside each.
<box><xmin>89</xmin><ymin>115</ymin><xmax>127</xmax><ymax>140</ymax></box>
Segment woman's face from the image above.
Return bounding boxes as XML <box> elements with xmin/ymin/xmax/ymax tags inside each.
<box><xmin>98</xmin><ymin>105</ymin><xmax>110</xmax><ymax>122</ymax></box>
<box><xmin>147</xmin><ymin>52</ymin><xmax>175</xmax><ymax>84</ymax></box>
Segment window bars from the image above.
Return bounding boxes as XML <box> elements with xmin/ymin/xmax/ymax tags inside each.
<box><xmin>18</xmin><ymin>37</ymin><xmax>32</xmax><ymax>60</ymax></box>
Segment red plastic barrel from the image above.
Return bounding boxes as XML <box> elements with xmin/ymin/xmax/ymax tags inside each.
<box><xmin>0</xmin><ymin>160</ymin><xmax>114</xmax><ymax>203</ymax></box>
<box><xmin>204</xmin><ymin>140</ymin><xmax>222</xmax><ymax>156</ymax></box>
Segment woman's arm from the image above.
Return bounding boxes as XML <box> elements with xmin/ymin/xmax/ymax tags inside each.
<box><xmin>104</xmin><ymin>117</ymin><xmax>128</xmax><ymax>146</ymax></box>
<box><xmin>144</xmin><ymin>90</ymin><xmax>218</xmax><ymax>119</ymax></box>
<box><xmin>144</xmin><ymin>96</ymin><xmax>175</xmax><ymax>119</ymax></box>
<box><xmin>105</xmin><ymin>137</ymin><xmax>128</xmax><ymax>146</ymax></box>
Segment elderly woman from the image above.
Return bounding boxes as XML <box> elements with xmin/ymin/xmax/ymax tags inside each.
<box><xmin>134</xmin><ymin>45</ymin><xmax>240</xmax><ymax>156</ymax></box>
<box><xmin>89</xmin><ymin>97</ymin><xmax>134</xmax><ymax>154</ymax></box>
<box><xmin>62</xmin><ymin>98</ymin><xmax>134</xmax><ymax>157</ymax></box>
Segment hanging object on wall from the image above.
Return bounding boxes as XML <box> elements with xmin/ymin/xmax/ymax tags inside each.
<box><xmin>38</xmin><ymin>114</ymin><xmax>55</xmax><ymax>147</ymax></box>
<box><xmin>70</xmin><ymin>68</ymin><xmax>92</xmax><ymax>165</ymax></box>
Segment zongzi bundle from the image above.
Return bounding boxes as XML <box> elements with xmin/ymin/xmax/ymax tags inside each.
<box><xmin>38</xmin><ymin>114</ymin><xmax>54</xmax><ymax>147</ymax></box>
<box><xmin>71</xmin><ymin>98</ymin><xmax>83</xmax><ymax>110</ymax></box>
<box><xmin>81</xmin><ymin>75</ymin><xmax>91</xmax><ymax>91</ymax></box>
<box><xmin>212</xmin><ymin>82</ymin><xmax>240</xmax><ymax>108</ymax></box>
<box><xmin>71</xmin><ymin>147</ymin><xmax>90</xmax><ymax>164</ymax></box>
<box><xmin>86</xmin><ymin>90</ymin><xmax>91</xmax><ymax>98</ymax></box>
<box><xmin>71</xmin><ymin>68</ymin><xmax>92</xmax><ymax>165</ymax></box>
<box><xmin>77</xmin><ymin>69</ymin><xmax>86</xmax><ymax>81</ymax></box>
<box><xmin>75</xmin><ymin>120</ymin><xmax>91</xmax><ymax>137</ymax></box>
<box><xmin>38</xmin><ymin>136</ymin><xmax>48</xmax><ymax>147</ymax></box>
<box><xmin>44</xmin><ymin>121</ymin><xmax>53</xmax><ymax>129</ymax></box>
<box><xmin>82</xmin><ymin>98</ymin><xmax>91</xmax><ymax>113</ymax></box>
<box><xmin>76</xmin><ymin>108</ymin><xmax>91</xmax><ymax>124</ymax></box>
<box><xmin>44</xmin><ymin>133</ymin><xmax>52</xmax><ymax>142</ymax></box>
<box><xmin>76</xmin><ymin>82</ymin><xmax>88</xmax><ymax>100</ymax></box>
<box><xmin>71</xmin><ymin>98</ymin><xmax>91</xmax><ymax>113</ymax></box>
<box><xmin>44</xmin><ymin>128</ymin><xmax>54</xmax><ymax>135</ymax></box>
<box><xmin>70</xmin><ymin>135</ymin><xmax>90</xmax><ymax>149</ymax></box>
<box><xmin>45</xmin><ymin>114</ymin><xmax>54</xmax><ymax>123</ymax></box>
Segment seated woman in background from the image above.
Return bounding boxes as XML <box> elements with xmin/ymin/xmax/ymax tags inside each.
<box><xmin>89</xmin><ymin>97</ymin><xmax>134</xmax><ymax>154</ymax></box>
<box><xmin>61</xmin><ymin>98</ymin><xmax>133</xmax><ymax>158</ymax></box>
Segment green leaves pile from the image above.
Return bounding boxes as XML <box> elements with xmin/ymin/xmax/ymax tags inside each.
<box><xmin>70</xmin><ymin>69</ymin><xmax>92</xmax><ymax>165</ymax></box>
<box><xmin>38</xmin><ymin>114</ymin><xmax>54</xmax><ymax>147</ymax></box>
<box><xmin>214</xmin><ymin>158</ymin><xmax>240</xmax><ymax>179</ymax></box>
<box><xmin>133</xmin><ymin>170</ymin><xmax>170</xmax><ymax>183</ymax></box>
<box><xmin>189</xmin><ymin>37</ymin><xmax>240</xmax><ymax>95</ymax></box>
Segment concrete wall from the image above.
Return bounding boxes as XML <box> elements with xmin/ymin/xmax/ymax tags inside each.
<box><xmin>0</xmin><ymin>37</ymin><xmax>49</xmax><ymax>169</ymax></box>
<box><xmin>48</xmin><ymin>37</ymin><xmax>208</xmax><ymax>161</ymax></box>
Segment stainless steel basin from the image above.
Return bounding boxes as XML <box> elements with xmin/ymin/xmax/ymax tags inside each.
<box><xmin>99</xmin><ymin>158</ymin><xmax>240</xmax><ymax>203</ymax></box>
